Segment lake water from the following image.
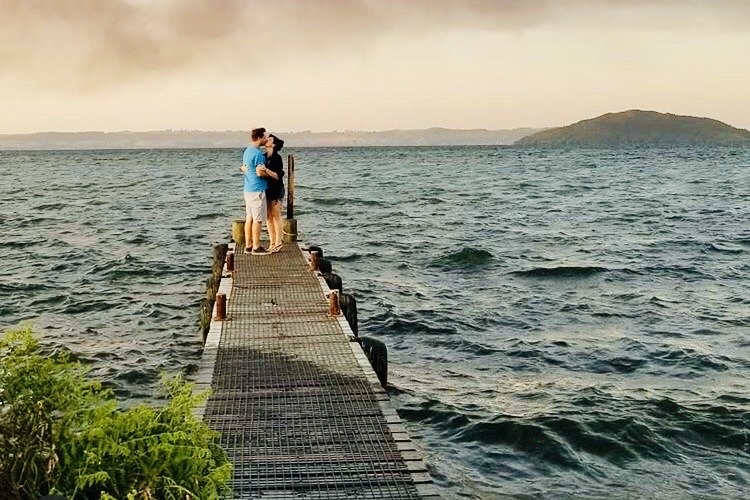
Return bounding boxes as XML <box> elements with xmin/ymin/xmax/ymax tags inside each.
<box><xmin>1</xmin><ymin>146</ymin><xmax>748</xmax><ymax>498</ymax></box>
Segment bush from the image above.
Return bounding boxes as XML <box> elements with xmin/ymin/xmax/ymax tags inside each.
<box><xmin>0</xmin><ymin>325</ymin><xmax>232</xmax><ymax>500</ymax></box>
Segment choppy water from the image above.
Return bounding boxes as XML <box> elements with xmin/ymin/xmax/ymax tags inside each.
<box><xmin>1</xmin><ymin>146</ymin><xmax>749</xmax><ymax>498</ymax></box>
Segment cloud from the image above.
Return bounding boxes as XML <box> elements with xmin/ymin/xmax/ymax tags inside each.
<box><xmin>0</xmin><ymin>0</ymin><xmax>253</xmax><ymax>89</ymax></box>
<box><xmin>1</xmin><ymin>0</ymin><xmax>748</xmax><ymax>91</ymax></box>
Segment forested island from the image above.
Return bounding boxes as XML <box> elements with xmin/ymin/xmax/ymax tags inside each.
<box><xmin>515</xmin><ymin>110</ymin><xmax>750</xmax><ymax>147</ymax></box>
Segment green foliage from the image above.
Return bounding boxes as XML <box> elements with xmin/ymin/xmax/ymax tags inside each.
<box><xmin>0</xmin><ymin>325</ymin><xmax>232</xmax><ymax>500</ymax></box>
<box><xmin>516</xmin><ymin>109</ymin><xmax>750</xmax><ymax>147</ymax></box>
<box><xmin>0</xmin><ymin>324</ymin><xmax>104</xmax><ymax>499</ymax></box>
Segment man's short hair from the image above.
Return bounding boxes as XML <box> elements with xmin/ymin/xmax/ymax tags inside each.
<box><xmin>251</xmin><ymin>128</ymin><xmax>266</xmax><ymax>141</ymax></box>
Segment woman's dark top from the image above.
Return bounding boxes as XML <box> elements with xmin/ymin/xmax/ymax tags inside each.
<box><xmin>265</xmin><ymin>152</ymin><xmax>285</xmax><ymax>202</ymax></box>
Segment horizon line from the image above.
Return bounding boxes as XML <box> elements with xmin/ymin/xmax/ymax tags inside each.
<box><xmin>2</xmin><ymin>110</ymin><xmax>749</xmax><ymax>136</ymax></box>
<box><xmin>0</xmin><ymin>126</ymin><xmax>546</xmax><ymax>136</ymax></box>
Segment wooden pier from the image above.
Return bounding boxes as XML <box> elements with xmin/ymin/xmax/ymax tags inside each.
<box><xmin>193</xmin><ymin>239</ymin><xmax>439</xmax><ymax>499</ymax></box>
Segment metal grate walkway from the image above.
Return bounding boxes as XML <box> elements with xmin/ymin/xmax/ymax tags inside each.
<box><xmin>194</xmin><ymin>243</ymin><xmax>438</xmax><ymax>499</ymax></box>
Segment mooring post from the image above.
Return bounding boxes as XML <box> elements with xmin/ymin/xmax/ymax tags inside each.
<box><xmin>232</xmin><ymin>219</ymin><xmax>245</xmax><ymax>250</ymax></box>
<box><xmin>283</xmin><ymin>154</ymin><xmax>297</xmax><ymax>243</ymax></box>
<box><xmin>329</xmin><ymin>290</ymin><xmax>340</xmax><ymax>316</ymax></box>
<box><xmin>215</xmin><ymin>293</ymin><xmax>227</xmax><ymax>321</ymax></box>
<box><xmin>310</xmin><ymin>250</ymin><xmax>320</xmax><ymax>272</ymax></box>
<box><xmin>226</xmin><ymin>251</ymin><xmax>235</xmax><ymax>272</ymax></box>
<box><xmin>287</xmin><ymin>154</ymin><xmax>295</xmax><ymax>219</ymax></box>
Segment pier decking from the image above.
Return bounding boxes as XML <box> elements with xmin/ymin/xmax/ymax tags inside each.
<box><xmin>193</xmin><ymin>242</ymin><xmax>438</xmax><ymax>499</ymax></box>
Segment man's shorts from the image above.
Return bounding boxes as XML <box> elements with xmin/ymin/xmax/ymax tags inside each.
<box><xmin>244</xmin><ymin>191</ymin><xmax>267</xmax><ymax>222</ymax></box>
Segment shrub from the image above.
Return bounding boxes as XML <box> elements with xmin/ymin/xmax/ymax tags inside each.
<box><xmin>0</xmin><ymin>325</ymin><xmax>232</xmax><ymax>500</ymax></box>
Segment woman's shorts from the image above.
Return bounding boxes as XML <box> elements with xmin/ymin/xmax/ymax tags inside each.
<box><xmin>266</xmin><ymin>185</ymin><xmax>285</xmax><ymax>203</ymax></box>
<box><xmin>244</xmin><ymin>191</ymin><xmax>267</xmax><ymax>222</ymax></box>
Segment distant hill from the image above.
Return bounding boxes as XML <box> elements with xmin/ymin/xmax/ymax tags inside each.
<box><xmin>515</xmin><ymin>110</ymin><xmax>750</xmax><ymax>147</ymax></box>
<box><xmin>0</xmin><ymin>127</ymin><xmax>542</xmax><ymax>150</ymax></box>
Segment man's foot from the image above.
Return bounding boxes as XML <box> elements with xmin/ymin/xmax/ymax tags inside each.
<box><xmin>251</xmin><ymin>246</ymin><xmax>269</xmax><ymax>255</ymax></box>
<box><xmin>244</xmin><ymin>247</ymin><xmax>252</xmax><ymax>254</ymax></box>
<box><xmin>271</xmin><ymin>243</ymin><xmax>283</xmax><ymax>253</ymax></box>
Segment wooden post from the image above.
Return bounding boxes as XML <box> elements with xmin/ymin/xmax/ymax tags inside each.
<box><xmin>310</xmin><ymin>250</ymin><xmax>320</xmax><ymax>272</ymax></box>
<box><xmin>215</xmin><ymin>293</ymin><xmax>227</xmax><ymax>321</ymax></box>
<box><xmin>283</xmin><ymin>154</ymin><xmax>297</xmax><ymax>243</ymax></box>
<box><xmin>286</xmin><ymin>154</ymin><xmax>295</xmax><ymax>219</ymax></box>
<box><xmin>226</xmin><ymin>251</ymin><xmax>234</xmax><ymax>272</ymax></box>
<box><xmin>283</xmin><ymin>219</ymin><xmax>297</xmax><ymax>244</ymax></box>
<box><xmin>329</xmin><ymin>290</ymin><xmax>340</xmax><ymax>316</ymax></box>
<box><xmin>232</xmin><ymin>219</ymin><xmax>245</xmax><ymax>250</ymax></box>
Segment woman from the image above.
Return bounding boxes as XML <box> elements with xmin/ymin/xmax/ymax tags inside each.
<box><xmin>264</xmin><ymin>134</ymin><xmax>285</xmax><ymax>252</ymax></box>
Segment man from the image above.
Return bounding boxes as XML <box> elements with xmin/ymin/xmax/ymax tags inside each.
<box><xmin>240</xmin><ymin>127</ymin><xmax>278</xmax><ymax>254</ymax></box>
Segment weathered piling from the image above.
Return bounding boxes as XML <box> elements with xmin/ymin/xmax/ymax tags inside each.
<box><xmin>340</xmin><ymin>292</ymin><xmax>358</xmax><ymax>337</ymax></box>
<box><xmin>328</xmin><ymin>289</ymin><xmax>340</xmax><ymax>316</ymax></box>
<box><xmin>199</xmin><ymin>243</ymin><xmax>228</xmax><ymax>339</ymax></box>
<box><xmin>283</xmin><ymin>154</ymin><xmax>297</xmax><ymax>243</ymax></box>
<box><xmin>214</xmin><ymin>293</ymin><xmax>227</xmax><ymax>320</ymax></box>
<box><xmin>231</xmin><ymin>219</ymin><xmax>245</xmax><ymax>250</ymax></box>
<box><xmin>309</xmin><ymin>249</ymin><xmax>320</xmax><ymax>271</ymax></box>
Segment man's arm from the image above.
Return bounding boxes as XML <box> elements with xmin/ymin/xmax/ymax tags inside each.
<box><xmin>256</xmin><ymin>164</ymin><xmax>279</xmax><ymax>180</ymax></box>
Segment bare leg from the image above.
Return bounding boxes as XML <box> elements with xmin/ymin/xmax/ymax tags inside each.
<box><xmin>252</xmin><ymin>220</ymin><xmax>263</xmax><ymax>249</ymax></box>
<box><xmin>273</xmin><ymin>202</ymin><xmax>283</xmax><ymax>246</ymax></box>
<box><xmin>244</xmin><ymin>217</ymin><xmax>253</xmax><ymax>250</ymax></box>
<box><xmin>267</xmin><ymin>202</ymin><xmax>277</xmax><ymax>248</ymax></box>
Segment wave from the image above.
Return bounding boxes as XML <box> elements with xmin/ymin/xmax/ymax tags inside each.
<box><xmin>364</xmin><ymin>312</ymin><xmax>459</xmax><ymax>337</ymax></box>
<box><xmin>329</xmin><ymin>252</ymin><xmax>379</xmax><ymax>262</ymax></box>
<box><xmin>650</xmin><ymin>348</ymin><xmax>733</xmax><ymax>373</ymax></box>
<box><xmin>640</xmin><ymin>265</ymin><xmax>710</xmax><ymax>278</ymax></box>
<box><xmin>647</xmin><ymin>398</ymin><xmax>750</xmax><ymax>452</ymax></box>
<box><xmin>455</xmin><ymin>418</ymin><xmax>580</xmax><ymax>467</ymax></box>
<box><xmin>587</xmin><ymin>355</ymin><xmax>649</xmax><ymax>374</ymax></box>
<box><xmin>84</xmin><ymin>256</ymin><xmax>184</xmax><ymax>282</ymax></box>
<box><xmin>308</xmin><ymin>196</ymin><xmax>385</xmax><ymax>207</ymax></box>
<box><xmin>399</xmin><ymin>390</ymin><xmax>750</xmax><ymax>483</ymax></box>
<box><xmin>707</xmin><ymin>242</ymin><xmax>744</xmax><ymax>254</ymax></box>
<box><xmin>0</xmin><ymin>239</ymin><xmax>38</xmax><ymax>249</ymax></box>
<box><xmin>512</xmin><ymin>265</ymin><xmax>608</xmax><ymax>278</ymax></box>
<box><xmin>0</xmin><ymin>282</ymin><xmax>57</xmax><ymax>294</ymax></box>
<box><xmin>399</xmin><ymin>399</ymin><xmax>636</xmax><ymax>469</ymax></box>
<box><xmin>115</xmin><ymin>366</ymin><xmax>160</xmax><ymax>384</ymax></box>
<box><xmin>370</xmin><ymin>319</ymin><xmax>457</xmax><ymax>338</ymax></box>
<box><xmin>34</xmin><ymin>202</ymin><xmax>69</xmax><ymax>210</ymax></box>
<box><xmin>59</xmin><ymin>297</ymin><xmax>122</xmax><ymax>315</ymax></box>
<box><xmin>424</xmin><ymin>337</ymin><xmax>500</xmax><ymax>356</ymax></box>
<box><xmin>190</xmin><ymin>212</ymin><xmax>222</xmax><ymax>221</ymax></box>
<box><xmin>430</xmin><ymin>247</ymin><xmax>494</xmax><ymax>270</ymax></box>
<box><xmin>721</xmin><ymin>316</ymin><xmax>750</xmax><ymax>327</ymax></box>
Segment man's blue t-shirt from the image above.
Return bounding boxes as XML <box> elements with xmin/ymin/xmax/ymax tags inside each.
<box><xmin>242</xmin><ymin>146</ymin><xmax>267</xmax><ymax>193</ymax></box>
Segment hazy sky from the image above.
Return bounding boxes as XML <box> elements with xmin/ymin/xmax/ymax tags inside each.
<box><xmin>2</xmin><ymin>0</ymin><xmax>749</xmax><ymax>133</ymax></box>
